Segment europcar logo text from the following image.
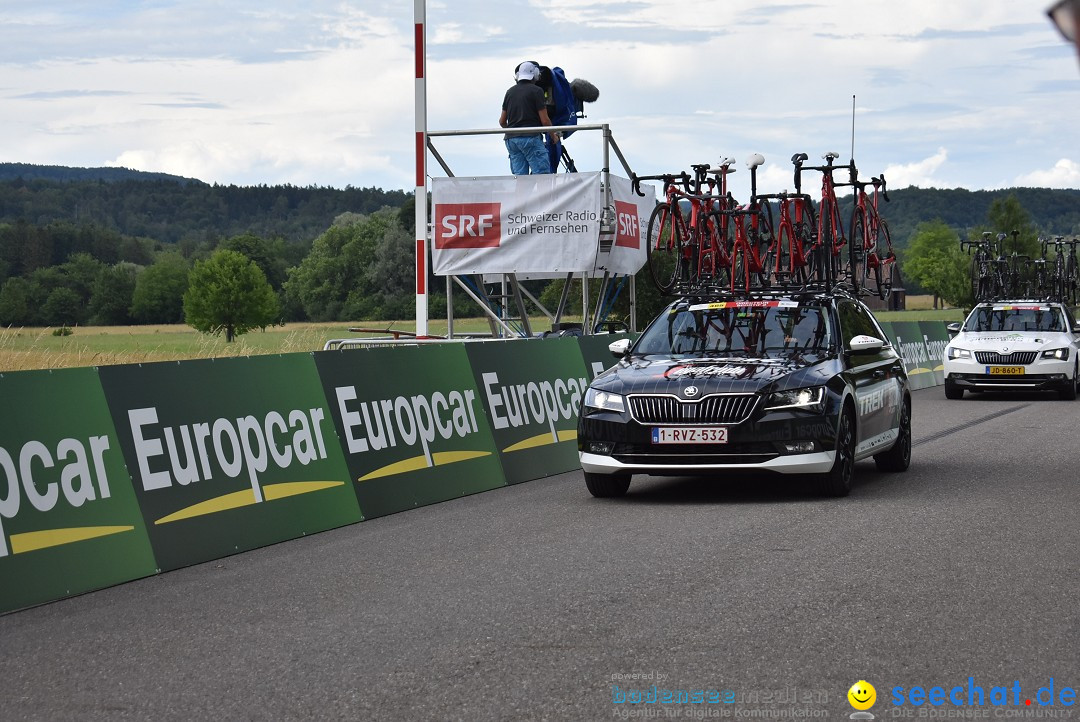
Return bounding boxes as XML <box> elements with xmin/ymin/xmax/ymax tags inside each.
<box><xmin>335</xmin><ymin>385</ymin><xmax>492</xmax><ymax>480</ymax></box>
<box><xmin>0</xmin><ymin>432</ymin><xmax>131</xmax><ymax>556</ymax></box>
<box><xmin>481</xmin><ymin>371</ymin><xmax>587</xmax><ymax>452</ymax></box>
<box><xmin>127</xmin><ymin>404</ymin><xmax>345</xmax><ymax>523</ymax></box>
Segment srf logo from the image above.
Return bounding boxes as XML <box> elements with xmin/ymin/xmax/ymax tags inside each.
<box><xmin>614</xmin><ymin>201</ymin><xmax>640</xmax><ymax>249</ymax></box>
<box><xmin>435</xmin><ymin>203</ymin><xmax>501</xmax><ymax>249</ymax></box>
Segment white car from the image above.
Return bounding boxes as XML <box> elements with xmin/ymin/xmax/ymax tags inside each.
<box><xmin>943</xmin><ymin>301</ymin><xmax>1080</xmax><ymax>400</ymax></box>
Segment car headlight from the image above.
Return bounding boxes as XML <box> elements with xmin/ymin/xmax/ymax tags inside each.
<box><xmin>584</xmin><ymin>387</ymin><xmax>626</xmax><ymax>413</ymax></box>
<box><xmin>947</xmin><ymin>347</ymin><xmax>971</xmax><ymax>360</ymax></box>
<box><xmin>1041</xmin><ymin>347</ymin><xmax>1069</xmax><ymax>360</ymax></box>
<box><xmin>764</xmin><ymin>386</ymin><xmax>825</xmax><ymax>413</ymax></box>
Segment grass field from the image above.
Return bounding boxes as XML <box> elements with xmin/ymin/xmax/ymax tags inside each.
<box><xmin>0</xmin><ymin>296</ymin><xmax>965</xmax><ymax>372</ymax></box>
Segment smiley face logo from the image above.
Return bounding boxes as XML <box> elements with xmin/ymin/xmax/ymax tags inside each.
<box><xmin>848</xmin><ymin>680</ymin><xmax>876</xmax><ymax>711</ymax></box>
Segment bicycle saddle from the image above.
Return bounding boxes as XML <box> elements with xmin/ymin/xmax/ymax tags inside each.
<box><xmin>791</xmin><ymin>152</ymin><xmax>808</xmax><ymax>164</ymax></box>
<box><xmin>746</xmin><ymin>153</ymin><xmax>765</xmax><ymax>169</ymax></box>
<box><xmin>823</xmin><ymin>151</ymin><xmax>840</xmax><ymax>161</ymax></box>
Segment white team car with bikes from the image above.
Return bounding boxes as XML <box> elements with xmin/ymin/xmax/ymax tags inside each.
<box><xmin>943</xmin><ymin>300</ymin><xmax>1080</xmax><ymax>400</ymax></box>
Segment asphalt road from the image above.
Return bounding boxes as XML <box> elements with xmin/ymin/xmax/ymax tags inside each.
<box><xmin>2</xmin><ymin>386</ymin><xmax>1078</xmax><ymax>721</ymax></box>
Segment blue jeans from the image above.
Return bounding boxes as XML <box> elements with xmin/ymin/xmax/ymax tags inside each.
<box><xmin>505</xmin><ymin>136</ymin><xmax>551</xmax><ymax>175</ymax></box>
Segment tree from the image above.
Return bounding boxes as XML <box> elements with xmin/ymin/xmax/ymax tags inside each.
<box><xmin>0</xmin><ymin>277</ymin><xmax>33</xmax><ymax>326</ymax></box>
<box><xmin>89</xmin><ymin>262</ymin><xmax>139</xmax><ymax>325</ymax></box>
<box><xmin>902</xmin><ymin>220</ymin><xmax>970</xmax><ymax>308</ymax></box>
<box><xmin>183</xmin><ymin>249</ymin><xmax>279</xmax><ymax>342</ymax></box>
<box><xmin>130</xmin><ymin>252</ymin><xmax>189</xmax><ymax>324</ymax></box>
<box><xmin>41</xmin><ymin>287</ymin><xmax>82</xmax><ymax>327</ymax></box>
<box><xmin>986</xmin><ymin>195</ymin><xmax>1039</xmax><ymax>257</ymax></box>
<box><xmin>284</xmin><ymin>208</ymin><xmax>399</xmax><ymax>322</ymax></box>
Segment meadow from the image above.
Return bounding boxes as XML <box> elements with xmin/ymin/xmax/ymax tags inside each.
<box><xmin>0</xmin><ymin>296</ymin><xmax>963</xmax><ymax>373</ymax></box>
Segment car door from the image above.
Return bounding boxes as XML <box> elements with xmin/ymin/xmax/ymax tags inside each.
<box><xmin>836</xmin><ymin>300</ymin><xmax>905</xmax><ymax>457</ymax></box>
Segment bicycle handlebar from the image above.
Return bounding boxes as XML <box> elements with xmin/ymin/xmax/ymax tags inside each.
<box><xmin>631</xmin><ymin>172</ymin><xmax>691</xmax><ymax>197</ymax></box>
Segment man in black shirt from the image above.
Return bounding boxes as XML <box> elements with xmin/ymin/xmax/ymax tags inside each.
<box><xmin>499</xmin><ymin>61</ymin><xmax>557</xmax><ymax>174</ymax></box>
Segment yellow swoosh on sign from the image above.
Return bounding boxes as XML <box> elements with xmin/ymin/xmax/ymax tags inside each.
<box><xmin>263</xmin><ymin>481</ymin><xmax>345</xmax><ymax>501</ymax></box>
<box><xmin>908</xmin><ymin>367</ymin><xmax>932</xmax><ymax>375</ymax></box>
<box><xmin>10</xmin><ymin>526</ymin><xmax>135</xmax><ymax>554</ymax></box>
<box><xmin>502</xmin><ymin>429</ymin><xmax>577</xmax><ymax>453</ymax></box>
<box><xmin>155</xmin><ymin>481</ymin><xmax>345</xmax><ymax>524</ymax></box>
<box><xmin>358</xmin><ymin>451</ymin><xmax>492</xmax><ymax>482</ymax></box>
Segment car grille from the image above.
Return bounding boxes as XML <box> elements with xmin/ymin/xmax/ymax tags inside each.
<box><xmin>974</xmin><ymin>351</ymin><xmax>1037</xmax><ymax>365</ymax></box>
<box><xmin>628</xmin><ymin>394</ymin><xmax>757</xmax><ymax>425</ymax></box>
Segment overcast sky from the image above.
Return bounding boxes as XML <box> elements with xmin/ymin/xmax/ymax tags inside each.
<box><xmin>2</xmin><ymin>1</ymin><xmax>1079</xmax><ymax>196</ymax></box>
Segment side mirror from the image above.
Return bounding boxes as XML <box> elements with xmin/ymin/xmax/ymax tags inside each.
<box><xmin>1073</xmin><ymin>324</ymin><xmax>1080</xmax><ymax>335</ymax></box>
<box><xmin>608</xmin><ymin>338</ymin><xmax>631</xmax><ymax>358</ymax></box>
<box><xmin>946</xmin><ymin>322</ymin><xmax>962</xmax><ymax>336</ymax></box>
<box><xmin>848</xmin><ymin>335</ymin><xmax>885</xmax><ymax>354</ymax></box>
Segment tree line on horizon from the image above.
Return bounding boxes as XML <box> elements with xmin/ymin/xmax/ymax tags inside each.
<box><xmin>0</xmin><ymin>167</ymin><xmax>1078</xmax><ymax>333</ymax></box>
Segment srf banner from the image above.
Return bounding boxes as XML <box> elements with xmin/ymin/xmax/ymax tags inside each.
<box><xmin>431</xmin><ymin>171</ymin><xmax>602</xmax><ymax>275</ymax></box>
<box><xmin>98</xmin><ymin>355</ymin><xmax>361</xmax><ymax>572</ymax></box>
<box><xmin>314</xmin><ymin>344</ymin><xmax>506</xmax><ymax>519</ymax></box>
<box><xmin>592</xmin><ymin>175</ymin><xmax>650</xmax><ymax>276</ymax></box>
<box><xmin>0</xmin><ymin>367</ymin><xmax>157</xmax><ymax>613</ymax></box>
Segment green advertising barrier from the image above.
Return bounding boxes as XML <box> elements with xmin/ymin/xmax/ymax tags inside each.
<box><xmin>98</xmin><ymin>355</ymin><xmax>361</xmax><ymax>572</ymax></box>
<box><xmin>466</xmin><ymin>337</ymin><xmax>590</xmax><ymax>484</ymax></box>
<box><xmin>920</xmin><ymin>321</ymin><xmax>949</xmax><ymax>386</ymax></box>
<box><xmin>0</xmin><ymin>367</ymin><xmax>157</xmax><ymax>613</ymax></box>
<box><xmin>314</xmin><ymin>344</ymin><xmax>505</xmax><ymax>519</ymax></box>
<box><xmin>577</xmin><ymin>333</ymin><xmax>633</xmax><ymax>381</ymax></box>
<box><xmin>879</xmin><ymin>321</ymin><xmax>938</xmax><ymax>391</ymax></box>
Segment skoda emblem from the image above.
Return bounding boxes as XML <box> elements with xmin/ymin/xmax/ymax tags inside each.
<box><xmin>1002</xmin><ymin>346</ymin><xmax>1009</xmax><ymax>353</ymax></box>
<box><xmin>684</xmin><ymin>386</ymin><xmax>700</xmax><ymax>398</ymax></box>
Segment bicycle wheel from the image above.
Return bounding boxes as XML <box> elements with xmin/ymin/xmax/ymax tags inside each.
<box><xmin>770</xmin><ymin>222</ymin><xmax>795</xmax><ymax>285</ymax></box>
<box><xmin>1067</xmin><ymin>252</ymin><xmax>1079</xmax><ymax>305</ymax></box>
<box><xmin>875</xmin><ymin>218</ymin><xmax>895</xmax><ymax>300</ymax></box>
<box><xmin>646</xmin><ymin>203</ymin><xmax>684</xmax><ymax>294</ymax></box>
<box><xmin>850</xmin><ymin>208</ymin><xmax>868</xmax><ymax>294</ymax></box>
<box><xmin>969</xmin><ymin>253</ymin><xmax>982</xmax><ymax>303</ymax></box>
<box><xmin>701</xmin><ymin>211</ymin><xmax>732</xmax><ymax>289</ymax></box>
<box><xmin>790</xmin><ymin>202</ymin><xmax>816</xmax><ymax>286</ymax></box>
<box><xmin>1053</xmin><ymin>254</ymin><xmax>1067</xmax><ymax>302</ymax></box>
<box><xmin>751</xmin><ymin>206</ymin><xmax>774</xmax><ymax>288</ymax></box>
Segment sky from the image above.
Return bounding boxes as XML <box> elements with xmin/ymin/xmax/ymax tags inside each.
<box><xmin>2</xmin><ymin>1</ymin><xmax>1080</xmax><ymax>197</ymax></box>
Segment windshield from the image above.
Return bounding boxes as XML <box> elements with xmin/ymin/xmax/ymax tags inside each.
<box><xmin>964</xmin><ymin>305</ymin><xmax>1065</xmax><ymax>333</ymax></box>
<box><xmin>635</xmin><ymin>301</ymin><xmax>833</xmax><ymax>356</ymax></box>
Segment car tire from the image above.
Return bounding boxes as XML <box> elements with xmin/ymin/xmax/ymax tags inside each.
<box><xmin>819</xmin><ymin>405</ymin><xmax>855</xmax><ymax>497</ymax></box>
<box><xmin>874</xmin><ymin>396</ymin><xmax>911</xmax><ymax>472</ymax></box>
<box><xmin>944</xmin><ymin>378</ymin><xmax>964</xmax><ymax>400</ymax></box>
<box><xmin>584</xmin><ymin>472</ymin><xmax>631</xmax><ymax>498</ymax></box>
<box><xmin>1059</xmin><ymin>361</ymin><xmax>1078</xmax><ymax>401</ymax></box>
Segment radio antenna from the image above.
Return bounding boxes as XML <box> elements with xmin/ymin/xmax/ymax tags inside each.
<box><xmin>850</xmin><ymin>94</ymin><xmax>856</xmax><ymax>163</ymax></box>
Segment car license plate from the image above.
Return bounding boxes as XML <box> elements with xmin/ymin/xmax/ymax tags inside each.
<box><xmin>652</xmin><ymin>426</ymin><xmax>728</xmax><ymax>444</ymax></box>
<box><xmin>987</xmin><ymin>366</ymin><xmax>1024</xmax><ymax>375</ymax></box>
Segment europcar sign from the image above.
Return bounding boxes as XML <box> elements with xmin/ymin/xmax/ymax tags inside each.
<box><xmin>98</xmin><ymin>355</ymin><xmax>360</xmax><ymax>572</ymax></box>
<box><xmin>314</xmin><ymin>344</ymin><xmax>505</xmax><ymax>519</ymax></box>
<box><xmin>0</xmin><ymin>368</ymin><xmax>156</xmax><ymax>612</ymax></box>
<box><xmin>466</xmin><ymin>337</ymin><xmax>590</xmax><ymax>484</ymax></box>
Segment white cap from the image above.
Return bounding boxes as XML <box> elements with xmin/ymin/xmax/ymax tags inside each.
<box><xmin>515</xmin><ymin>61</ymin><xmax>539</xmax><ymax>81</ymax></box>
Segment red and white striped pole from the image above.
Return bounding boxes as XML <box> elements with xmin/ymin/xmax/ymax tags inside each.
<box><xmin>414</xmin><ymin>0</ymin><xmax>429</xmax><ymax>337</ymax></box>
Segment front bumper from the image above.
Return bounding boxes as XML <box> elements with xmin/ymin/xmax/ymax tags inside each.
<box><xmin>579</xmin><ymin>449</ymin><xmax>836</xmax><ymax>476</ymax></box>
<box><xmin>944</xmin><ymin>356</ymin><xmax>1073</xmax><ymax>391</ymax></box>
<box><xmin>577</xmin><ymin>411</ymin><xmax>838</xmax><ymax>477</ymax></box>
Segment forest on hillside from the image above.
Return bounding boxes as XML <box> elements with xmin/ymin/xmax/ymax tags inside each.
<box><xmin>0</xmin><ymin>164</ymin><xmax>1078</xmax><ymax>329</ymax></box>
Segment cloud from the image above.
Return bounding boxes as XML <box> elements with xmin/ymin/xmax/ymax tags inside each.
<box><xmin>1014</xmin><ymin>159</ymin><xmax>1080</xmax><ymax>188</ymax></box>
<box><xmin>883</xmin><ymin>148</ymin><xmax>950</xmax><ymax>188</ymax></box>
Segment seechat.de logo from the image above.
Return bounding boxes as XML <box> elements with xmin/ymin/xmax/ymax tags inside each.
<box><xmin>435</xmin><ymin>202</ymin><xmax>501</xmax><ymax>249</ymax></box>
<box><xmin>614</xmin><ymin>200</ymin><xmax>640</xmax><ymax>249</ymax></box>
